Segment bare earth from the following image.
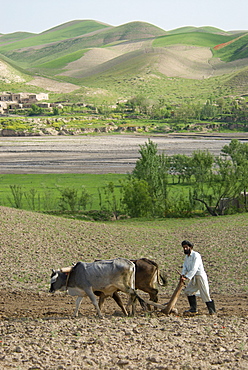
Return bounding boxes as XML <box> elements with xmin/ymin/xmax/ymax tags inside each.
<box><xmin>1</xmin><ymin>290</ymin><xmax>247</xmax><ymax>369</ymax></box>
<box><xmin>26</xmin><ymin>76</ymin><xmax>81</xmax><ymax>93</ymax></box>
<box><xmin>1</xmin><ymin>132</ymin><xmax>248</xmax><ymax>174</ymax></box>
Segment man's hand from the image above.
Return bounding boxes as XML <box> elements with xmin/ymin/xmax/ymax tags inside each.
<box><xmin>180</xmin><ymin>275</ymin><xmax>187</xmax><ymax>282</ymax></box>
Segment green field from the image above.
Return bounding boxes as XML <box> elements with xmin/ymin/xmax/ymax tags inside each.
<box><xmin>0</xmin><ymin>173</ymin><xmax>193</xmax><ymax>214</ymax></box>
<box><xmin>0</xmin><ymin>173</ymin><xmax>126</xmax><ymax>211</ymax></box>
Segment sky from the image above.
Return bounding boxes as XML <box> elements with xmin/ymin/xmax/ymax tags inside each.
<box><xmin>1</xmin><ymin>0</ymin><xmax>247</xmax><ymax>34</ymax></box>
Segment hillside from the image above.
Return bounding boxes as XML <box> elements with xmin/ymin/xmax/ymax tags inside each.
<box><xmin>1</xmin><ymin>205</ymin><xmax>247</xmax><ymax>295</ymax></box>
<box><xmin>0</xmin><ymin>20</ymin><xmax>247</xmax><ymax>102</ymax></box>
<box><xmin>213</xmin><ymin>32</ymin><xmax>248</xmax><ymax>61</ymax></box>
<box><xmin>0</xmin><ymin>57</ymin><xmax>27</xmax><ymax>84</ymax></box>
<box><xmin>0</xmin><ymin>31</ymin><xmax>35</xmax><ymax>45</ymax></box>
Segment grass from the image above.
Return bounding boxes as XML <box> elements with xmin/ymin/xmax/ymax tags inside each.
<box><xmin>0</xmin><ymin>173</ymin><xmax>126</xmax><ymax>211</ymax></box>
<box><xmin>0</xmin><ymin>172</ymin><xmax>206</xmax><ymax>213</ymax></box>
<box><xmin>153</xmin><ymin>32</ymin><xmax>235</xmax><ymax>49</ymax></box>
<box><xmin>0</xmin><ymin>31</ymin><xmax>35</xmax><ymax>44</ymax></box>
<box><xmin>35</xmin><ymin>49</ymin><xmax>89</xmax><ymax>70</ymax></box>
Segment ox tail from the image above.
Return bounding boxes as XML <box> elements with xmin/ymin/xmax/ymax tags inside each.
<box><xmin>157</xmin><ymin>269</ymin><xmax>168</xmax><ymax>287</ymax></box>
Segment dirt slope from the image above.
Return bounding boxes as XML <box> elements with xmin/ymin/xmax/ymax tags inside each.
<box><xmin>26</xmin><ymin>76</ymin><xmax>81</xmax><ymax>92</ymax></box>
<box><xmin>0</xmin><ymin>60</ymin><xmax>25</xmax><ymax>83</ymax></box>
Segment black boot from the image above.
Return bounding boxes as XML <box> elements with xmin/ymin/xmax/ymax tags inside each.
<box><xmin>206</xmin><ymin>300</ymin><xmax>216</xmax><ymax>315</ymax></box>
<box><xmin>184</xmin><ymin>295</ymin><xmax>198</xmax><ymax>313</ymax></box>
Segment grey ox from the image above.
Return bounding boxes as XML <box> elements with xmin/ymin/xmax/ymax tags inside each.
<box><xmin>49</xmin><ymin>258</ymin><xmax>146</xmax><ymax>318</ymax></box>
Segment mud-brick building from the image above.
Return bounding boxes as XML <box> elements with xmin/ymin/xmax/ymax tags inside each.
<box><xmin>0</xmin><ymin>92</ymin><xmax>49</xmax><ymax>113</ymax></box>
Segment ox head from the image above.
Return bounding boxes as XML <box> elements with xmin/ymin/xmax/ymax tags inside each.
<box><xmin>49</xmin><ymin>269</ymin><xmax>67</xmax><ymax>293</ymax></box>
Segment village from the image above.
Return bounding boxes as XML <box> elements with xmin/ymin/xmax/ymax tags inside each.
<box><xmin>0</xmin><ymin>92</ymin><xmax>50</xmax><ymax>114</ymax></box>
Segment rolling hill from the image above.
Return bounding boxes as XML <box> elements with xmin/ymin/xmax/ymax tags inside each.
<box><xmin>0</xmin><ymin>20</ymin><xmax>247</xmax><ymax>102</ymax></box>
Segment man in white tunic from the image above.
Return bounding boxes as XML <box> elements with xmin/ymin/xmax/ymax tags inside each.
<box><xmin>180</xmin><ymin>240</ymin><xmax>216</xmax><ymax>315</ymax></box>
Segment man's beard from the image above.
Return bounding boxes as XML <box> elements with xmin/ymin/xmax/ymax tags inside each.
<box><xmin>184</xmin><ymin>249</ymin><xmax>191</xmax><ymax>255</ymax></box>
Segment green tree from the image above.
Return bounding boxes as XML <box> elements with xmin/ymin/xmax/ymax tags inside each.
<box><xmin>190</xmin><ymin>150</ymin><xmax>214</xmax><ymax>192</ymax></box>
<box><xmin>132</xmin><ymin>139</ymin><xmax>169</xmax><ymax>216</ymax></box>
<box><xmin>28</xmin><ymin>104</ymin><xmax>43</xmax><ymax>116</ymax></box>
<box><xmin>200</xmin><ymin>98</ymin><xmax>217</xmax><ymax>120</ymax></box>
<box><xmin>169</xmin><ymin>154</ymin><xmax>192</xmax><ymax>184</ymax></box>
<box><xmin>98</xmin><ymin>182</ymin><xmax>120</xmax><ymax>218</ymax></box>
<box><xmin>122</xmin><ymin>178</ymin><xmax>153</xmax><ymax>218</ymax></box>
<box><xmin>58</xmin><ymin>187</ymin><xmax>92</xmax><ymax>212</ymax></box>
<box><xmin>58</xmin><ymin>188</ymin><xmax>78</xmax><ymax>212</ymax></box>
<box><xmin>7</xmin><ymin>185</ymin><xmax>23</xmax><ymax>208</ymax></box>
<box><xmin>78</xmin><ymin>187</ymin><xmax>93</xmax><ymax>210</ymax></box>
<box><xmin>52</xmin><ymin>106</ymin><xmax>59</xmax><ymax>115</ymax></box>
<box><xmin>221</xmin><ymin>139</ymin><xmax>248</xmax><ymax>210</ymax></box>
<box><xmin>193</xmin><ymin>155</ymin><xmax>241</xmax><ymax>216</ymax></box>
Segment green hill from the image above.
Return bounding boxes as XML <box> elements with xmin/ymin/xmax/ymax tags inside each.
<box><xmin>0</xmin><ymin>31</ymin><xmax>35</xmax><ymax>46</ymax></box>
<box><xmin>224</xmin><ymin>66</ymin><xmax>248</xmax><ymax>93</ymax></box>
<box><xmin>0</xmin><ymin>20</ymin><xmax>110</xmax><ymax>53</ymax></box>
<box><xmin>213</xmin><ymin>33</ymin><xmax>248</xmax><ymax>61</ymax></box>
<box><xmin>167</xmin><ymin>26</ymin><xmax>230</xmax><ymax>35</ymax></box>
<box><xmin>153</xmin><ymin>31</ymin><xmax>238</xmax><ymax>48</ymax></box>
<box><xmin>1</xmin><ymin>21</ymin><xmax>166</xmax><ymax>69</ymax></box>
<box><xmin>0</xmin><ymin>20</ymin><xmax>247</xmax><ymax>103</ymax></box>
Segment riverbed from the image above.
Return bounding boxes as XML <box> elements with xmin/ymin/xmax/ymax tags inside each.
<box><xmin>0</xmin><ymin>133</ymin><xmax>247</xmax><ymax>174</ymax></box>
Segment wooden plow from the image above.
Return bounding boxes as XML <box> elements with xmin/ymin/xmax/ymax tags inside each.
<box><xmin>143</xmin><ymin>278</ymin><xmax>185</xmax><ymax>314</ymax></box>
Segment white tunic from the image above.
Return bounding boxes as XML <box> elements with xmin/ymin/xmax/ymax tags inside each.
<box><xmin>182</xmin><ymin>250</ymin><xmax>207</xmax><ymax>280</ymax></box>
<box><xmin>181</xmin><ymin>250</ymin><xmax>211</xmax><ymax>302</ymax></box>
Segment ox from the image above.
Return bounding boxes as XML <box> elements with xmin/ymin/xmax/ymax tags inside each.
<box><xmin>97</xmin><ymin>258</ymin><xmax>167</xmax><ymax>312</ymax></box>
<box><xmin>132</xmin><ymin>258</ymin><xmax>167</xmax><ymax>309</ymax></box>
<box><xmin>49</xmin><ymin>258</ymin><xmax>146</xmax><ymax>318</ymax></box>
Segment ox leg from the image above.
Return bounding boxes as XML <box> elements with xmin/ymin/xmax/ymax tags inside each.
<box><xmin>149</xmin><ymin>289</ymin><xmax>159</xmax><ymax>311</ymax></box>
<box><xmin>112</xmin><ymin>292</ymin><xmax>128</xmax><ymax>316</ymax></box>
<box><xmin>98</xmin><ymin>293</ymin><xmax>106</xmax><ymax>311</ymax></box>
<box><xmin>98</xmin><ymin>292</ymin><xmax>128</xmax><ymax>316</ymax></box>
<box><xmin>85</xmin><ymin>289</ymin><xmax>103</xmax><ymax>318</ymax></box>
<box><xmin>74</xmin><ymin>296</ymin><xmax>83</xmax><ymax>317</ymax></box>
<box><xmin>126</xmin><ymin>291</ymin><xmax>137</xmax><ymax>316</ymax></box>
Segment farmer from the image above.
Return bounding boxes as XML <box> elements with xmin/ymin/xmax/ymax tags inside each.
<box><xmin>180</xmin><ymin>240</ymin><xmax>216</xmax><ymax>315</ymax></box>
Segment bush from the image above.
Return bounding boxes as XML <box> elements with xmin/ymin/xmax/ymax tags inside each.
<box><xmin>122</xmin><ymin>178</ymin><xmax>153</xmax><ymax>218</ymax></box>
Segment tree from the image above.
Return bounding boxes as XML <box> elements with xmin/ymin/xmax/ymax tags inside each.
<box><xmin>52</xmin><ymin>106</ymin><xmax>59</xmax><ymax>115</ymax></box>
<box><xmin>7</xmin><ymin>185</ymin><xmax>23</xmax><ymax>208</ymax></box>
<box><xmin>190</xmin><ymin>150</ymin><xmax>214</xmax><ymax>193</ymax></box>
<box><xmin>193</xmin><ymin>155</ymin><xmax>241</xmax><ymax>216</ymax></box>
<box><xmin>58</xmin><ymin>187</ymin><xmax>92</xmax><ymax>212</ymax></box>
<box><xmin>221</xmin><ymin>139</ymin><xmax>248</xmax><ymax>210</ymax></box>
<box><xmin>121</xmin><ymin>178</ymin><xmax>153</xmax><ymax>218</ymax></box>
<box><xmin>132</xmin><ymin>139</ymin><xmax>169</xmax><ymax>216</ymax></box>
<box><xmin>169</xmin><ymin>154</ymin><xmax>192</xmax><ymax>184</ymax></box>
<box><xmin>98</xmin><ymin>182</ymin><xmax>120</xmax><ymax>218</ymax></box>
<box><xmin>28</xmin><ymin>104</ymin><xmax>43</xmax><ymax>116</ymax></box>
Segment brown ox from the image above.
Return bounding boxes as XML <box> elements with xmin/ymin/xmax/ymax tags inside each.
<box><xmin>96</xmin><ymin>258</ymin><xmax>167</xmax><ymax>313</ymax></box>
